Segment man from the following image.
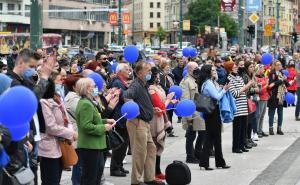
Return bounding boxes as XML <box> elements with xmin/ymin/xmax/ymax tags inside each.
<box><xmin>110</xmin><ymin>63</ymin><xmax>131</xmax><ymax>177</ymax></box>
<box><xmin>124</xmin><ymin>61</ymin><xmax>164</xmax><ymax>185</ymax></box>
<box><xmin>294</xmin><ymin>53</ymin><xmax>300</xmax><ymax>120</ymax></box>
<box><xmin>172</xmin><ymin>57</ymin><xmax>185</xmax><ymax>85</ymax></box>
<box><xmin>180</xmin><ymin>62</ymin><xmax>205</xmax><ymax>163</ymax></box>
<box><xmin>7</xmin><ymin>46</ymin><xmax>19</xmax><ymax>71</ymax></box>
<box><xmin>74</xmin><ymin>45</ymin><xmax>87</xmax><ymax>67</ymax></box>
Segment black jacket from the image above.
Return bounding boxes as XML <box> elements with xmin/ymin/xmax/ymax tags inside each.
<box><xmin>7</xmin><ymin>54</ymin><xmax>17</xmax><ymax>71</ymax></box>
<box><xmin>172</xmin><ymin>66</ymin><xmax>184</xmax><ymax>85</ymax></box>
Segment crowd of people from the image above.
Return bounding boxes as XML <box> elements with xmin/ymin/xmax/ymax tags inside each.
<box><xmin>0</xmin><ymin>45</ymin><xmax>298</xmax><ymax>185</ymax></box>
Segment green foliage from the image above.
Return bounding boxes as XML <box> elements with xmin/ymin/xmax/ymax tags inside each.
<box><xmin>156</xmin><ymin>26</ymin><xmax>166</xmax><ymax>48</ymax></box>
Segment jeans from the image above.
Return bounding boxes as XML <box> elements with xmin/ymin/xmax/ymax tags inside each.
<box><xmin>268</xmin><ymin>106</ymin><xmax>283</xmax><ymax>128</ymax></box>
<box><xmin>40</xmin><ymin>157</ymin><xmax>63</xmax><ymax>185</ymax></box>
<box><xmin>256</xmin><ymin>101</ymin><xmax>267</xmax><ymax>134</ymax></box>
<box><xmin>295</xmin><ymin>88</ymin><xmax>300</xmax><ymax>118</ymax></box>
<box><xmin>185</xmin><ymin>125</ymin><xmax>205</xmax><ymax>160</ymax></box>
<box><xmin>72</xmin><ymin>149</ymin><xmax>82</xmax><ymax>185</ymax></box>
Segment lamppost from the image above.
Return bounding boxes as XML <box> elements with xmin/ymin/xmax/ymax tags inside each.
<box><xmin>118</xmin><ymin>0</ymin><xmax>122</xmax><ymax>45</ymax></box>
<box><xmin>275</xmin><ymin>0</ymin><xmax>281</xmax><ymax>48</ymax></box>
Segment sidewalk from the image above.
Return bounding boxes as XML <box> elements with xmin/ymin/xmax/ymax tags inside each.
<box><xmin>58</xmin><ymin>107</ymin><xmax>300</xmax><ymax>185</ymax></box>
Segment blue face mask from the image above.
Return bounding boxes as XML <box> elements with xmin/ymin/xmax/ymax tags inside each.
<box><xmin>23</xmin><ymin>68</ymin><xmax>35</xmax><ymax>78</ymax></box>
<box><xmin>144</xmin><ymin>74</ymin><xmax>152</xmax><ymax>81</ymax></box>
<box><xmin>55</xmin><ymin>84</ymin><xmax>65</xmax><ymax>98</ymax></box>
<box><xmin>92</xmin><ymin>87</ymin><xmax>99</xmax><ymax>97</ymax></box>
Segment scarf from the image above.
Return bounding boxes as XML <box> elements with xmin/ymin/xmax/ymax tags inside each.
<box><xmin>276</xmin><ymin>71</ymin><xmax>286</xmax><ymax>105</ymax></box>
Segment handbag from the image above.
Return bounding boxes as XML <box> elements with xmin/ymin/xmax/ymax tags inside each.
<box><xmin>106</xmin><ymin>129</ymin><xmax>124</xmax><ymax>150</ymax></box>
<box><xmin>247</xmin><ymin>99</ymin><xmax>256</xmax><ymax>113</ymax></box>
<box><xmin>3</xmin><ymin>167</ymin><xmax>34</xmax><ymax>185</ymax></box>
<box><xmin>59</xmin><ymin>140</ymin><xmax>78</xmax><ymax>169</ymax></box>
<box><xmin>194</xmin><ymin>80</ymin><xmax>217</xmax><ymax>114</ymax></box>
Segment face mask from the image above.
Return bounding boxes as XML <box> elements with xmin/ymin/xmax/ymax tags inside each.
<box><xmin>144</xmin><ymin>73</ymin><xmax>152</xmax><ymax>81</ymax></box>
<box><xmin>192</xmin><ymin>68</ymin><xmax>201</xmax><ymax>78</ymax></box>
<box><xmin>155</xmin><ymin>78</ymin><xmax>160</xmax><ymax>84</ymax></box>
<box><xmin>23</xmin><ymin>68</ymin><xmax>35</xmax><ymax>78</ymax></box>
<box><xmin>32</xmin><ymin>75</ymin><xmax>39</xmax><ymax>82</ymax></box>
<box><xmin>2</xmin><ymin>70</ymin><xmax>7</xmax><ymax>74</ymax></box>
<box><xmin>92</xmin><ymin>87</ymin><xmax>99</xmax><ymax>97</ymax></box>
<box><xmin>55</xmin><ymin>84</ymin><xmax>65</xmax><ymax>97</ymax></box>
<box><xmin>238</xmin><ymin>67</ymin><xmax>245</xmax><ymax>73</ymax></box>
<box><xmin>102</xmin><ymin>61</ymin><xmax>108</xmax><ymax>67</ymax></box>
<box><xmin>108</xmin><ymin>57</ymin><xmax>113</xmax><ymax>61</ymax></box>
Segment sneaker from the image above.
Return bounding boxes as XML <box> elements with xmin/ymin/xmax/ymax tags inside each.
<box><xmin>252</xmin><ymin>133</ymin><xmax>259</xmax><ymax>141</ymax></box>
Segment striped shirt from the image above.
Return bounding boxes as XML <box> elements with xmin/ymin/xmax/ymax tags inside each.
<box><xmin>228</xmin><ymin>74</ymin><xmax>248</xmax><ymax>117</ymax></box>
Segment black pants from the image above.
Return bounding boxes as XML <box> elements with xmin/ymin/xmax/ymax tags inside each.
<box><xmin>110</xmin><ymin>125</ymin><xmax>129</xmax><ymax>172</ymax></box>
<box><xmin>155</xmin><ymin>155</ymin><xmax>161</xmax><ymax>175</ymax></box>
<box><xmin>40</xmin><ymin>157</ymin><xmax>62</xmax><ymax>185</ymax></box>
<box><xmin>232</xmin><ymin>115</ymin><xmax>247</xmax><ymax>151</ymax></box>
<box><xmin>200</xmin><ymin>108</ymin><xmax>225</xmax><ymax>167</ymax></box>
<box><xmin>185</xmin><ymin>125</ymin><xmax>205</xmax><ymax>160</ymax></box>
<box><xmin>79</xmin><ymin>149</ymin><xmax>104</xmax><ymax>185</ymax></box>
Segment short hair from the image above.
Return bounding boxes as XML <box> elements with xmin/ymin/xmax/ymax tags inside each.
<box><xmin>96</xmin><ymin>51</ymin><xmax>106</xmax><ymax>60</ymax></box>
<box><xmin>159</xmin><ymin>59</ymin><xmax>169</xmax><ymax>70</ymax></box>
<box><xmin>134</xmin><ymin>61</ymin><xmax>151</xmax><ymax>75</ymax></box>
<box><xmin>15</xmin><ymin>48</ymin><xmax>34</xmax><ymax>65</ymax></box>
<box><xmin>186</xmin><ymin>61</ymin><xmax>198</xmax><ymax>72</ymax></box>
<box><xmin>76</xmin><ymin>78</ymin><xmax>94</xmax><ymax>97</ymax></box>
<box><xmin>116</xmin><ymin>63</ymin><xmax>129</xmax><ymax>73</ymax></box>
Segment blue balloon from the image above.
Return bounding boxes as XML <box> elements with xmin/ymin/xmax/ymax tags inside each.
<box><xmin>124</xmin><ymin>45</ymin><xmax>139</xmax><ymax>63</ymax></box>
<box><xmin>121</xmin><ymin>101</ymin><xmax>140</xmax><ymax>120</ymax></box>
<box><xmin>190</xmin><ymin>48</ymin><xmax>198</xmax><ymax>58</ymax></box>
<box><xmin>261</xmin><ymin>53</ymin><xmax>273</xmax><ymax>65</ymax></box>
<box><xmin>282</xmin><ymin>70</ymin><xmax>289</xmax><ymax>77</ymax></box>
<box><xmin>112</xmin><ymin>63</ymin><xmax>118</xmax><ymax>73</ymax></box>
<box><xmin>0</xmin><ymin>86</ymin><xmax>38</xmax><ymax>127</ymax></box>
<box><xmin>7</xmin><ymin>123</ymin><xmax>30</xmax><ymax>141</ymax></box>
<box><xmin>182</xmin><ymin>69</ymin><xmax>188</xmax><ymax>77</ymax></box>
<box><xmin>182</xmin><ymin>47</ymin><xmax>190</xmax><ymax>57</ymax></box>
<box><xmin>166</xmin><ymin>103</ymin><xmax>174</xmax><ymax>110</ymax></box>
<box><xmin>168</xmin><ymin>85</ymin><xmax>183</xmax><ymax>99</ymax></box>
<box><xmin>88</xmin><ymin>72</ymin><xmax>104</xmax><ymax>91</ymax></box>
<box><xmin>285</xmin><ymin>92</ymin><xmax>295</xmax><ymax>104</ymax></box>
<box><xmin>175</xmin><ymin>99</ymin><xmax>196</xmax><ymax>117</ymax></box>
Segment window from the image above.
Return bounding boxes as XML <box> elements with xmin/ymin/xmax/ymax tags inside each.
<box><xmin>8</xmin><ymin>4</ymin><xmax>15</xmax><ymax>14</ymax></box>
<box><xmin>25</xmin><ymin>5</ymin><xmax>30</xmax><ymax>17</ymax></box>
<box><xmin>150</xmin><ymin>22</ymin><xmax>154</xmax><ymax>28</ymax></box>
<box><xmin>157</xmin><ymin>2</ymin><xmax>161</xmax><ymax>8</ymax></box>
<box><xmin>150</xmin><ymin>12</ymin><xmax>153</xmax><ymax>18</ymax></box>
<box><xmin>157</xmin><ymin>12</ymin><xmax>161</xmax><ymax>18</ymax></box>
<box><xmin>18</xmin><ymin>4</ymin><xmax>21</xmax><ymax>15</ymax></box>
<box><xmin>157</xmin><ymin>23</ymin><xmax>161</xmax><ymax>27</ymax></box>
<box><xmin>0</xmin><ymin>3</ymin><xmax>2</xmax><ymax>14</ymax></box>
<box><xmin>150</xmin><ymin>2</ymin><xmax>153</xmax><ymax>8</ymax></box>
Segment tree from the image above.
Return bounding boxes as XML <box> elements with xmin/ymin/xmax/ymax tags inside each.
<box><xmin>156</xmin><ymin>26</ymin><xmax>166</xmax><ymax>49</ymax></box>
<box><xmin>186</xmin><ymin>0</ymin><xmax>237</xmax><ymax>38</ymax></box>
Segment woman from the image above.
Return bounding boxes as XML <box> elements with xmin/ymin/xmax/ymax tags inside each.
<box><xmin>39</xmin><ymin>77</ymin><xmax>77</xmax><ymax>185</ymax></box>
<box><xmin>158</xmin><ymin>60</ymin><xmax>176</xmax><ymax>137</ymax></box>
<box><xmin>75</xmin><ymin>78</ymin><xmax>115</xmax><ymax>185</ymax></box>
<box><xmin>198</xmin><ymin>65</ymin><xmax>230</xmax><ymax>170</ymax></box>
<box><xmin>64</xmin><ymin>75</ymin><xmax>82</xmax><ymax>185</ymax></box>
<box><xmin>255</xmin><ymin>64</ymin><xmax>269</xmax><ymax>138</ymax></box>
<box><xmin>148</xmin><ymin>67</ymin><xmax>176</xmax><ymax>179</ymax></box>
<box><xmin>268</xmin><ymin>60</ymin><xmax>289</xmax><ymax>135</ymax></box>
<box><xmin>287</xmin><ymin>60</ymin><xmax>297</xmax><ymax>106</ymax></box>
<box><xmin>224</xmin><ymin>61</ymin><xmax>253</xmax><ymax>153</ymax></box>
<box><xmin>244</xmin><ymin>61</ymin><xmax>260</xmax><ymax>141</ymax></box>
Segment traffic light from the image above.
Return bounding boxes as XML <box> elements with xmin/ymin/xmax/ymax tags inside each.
<box><xmin>247</xmin><ymin>25</ymin><xmax>255</xmax><ymax>38</ymax></box>
<box><xmin>292</xmin><ymin>32</ymin><xmax>298</xmax><ymax>43</ymax></box>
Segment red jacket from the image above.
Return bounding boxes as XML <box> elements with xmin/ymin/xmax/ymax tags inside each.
<box><xmin>151</xmin><ymin>92</ymin><xmax>166</xmax><ymax>116</ymax></box>
<box><xmin>256</xmin><ymin>75</ymin><xmax>269</xmax><ymax>101</ymax></box>
<box><xmin>287</xmin><ymin>67</ymin><xmax>297</xmax><ymax>91</ymax></box>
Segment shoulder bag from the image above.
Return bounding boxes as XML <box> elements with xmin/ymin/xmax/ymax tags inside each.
<box><xmin>106</xmin><ymin>129</ymin><xmax>124</xmax><ymax>151</ymax></box>
<box><xmin>59</xmin><ymin>139</ymin><xmax>78</xmax><ymax>169</ymax></box>
<box><xmin>3</xmin><ymin>167</ymin><xmax>34</xmax><ymax>185</ymax></box>
<box><xmin>194</xmin><ymin>81</ymin><xmax>217</xmax><ymax>114</ymax></box>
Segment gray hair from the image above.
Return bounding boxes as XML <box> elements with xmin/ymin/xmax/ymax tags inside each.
<box><xmin>116</xmin><ymin>63</ymin><xmax>129</xmax><ymax>73</ymax></box>
<box><xmin>75</xmin><ymin>78</ymin><xmax>94</xmax><ymax>97</ymax></box>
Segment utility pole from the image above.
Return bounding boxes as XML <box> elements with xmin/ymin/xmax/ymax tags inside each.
<box><xmin>30</xmin><ymin>0</ymin><xmax>43</xmax><ymax>50</ymax></box>
<box><xmin>217</xmin><ymin>15</ymin><xmax>220</xmax><ymax>48</ymax></box>
<box><xmin>132</xmin><ymin>0</ymin><xmax>134</xmax><ymax>43</ymax></box>
<box><xmin>179</xmin><ymin>0</ymin><xmax>183</xmax><ymax>49</ymax></box>
<box><xmin>118</xmin><ymin>0</ymin><xmax>122</xmax><ymax>45</ymax></box>
<box><xmin>238</xmin><ymin>0</ymin><xmax>244</xmax><ymax>50</ymax></box>
<box><xmin>276</xmin><ymin>0</ymin><xmax>280</xmax><ymax>48</ymax></box>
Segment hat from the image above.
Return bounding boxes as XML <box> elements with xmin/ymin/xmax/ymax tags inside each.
<box><xmin>224</xmin><ymin>61</ymin><xmax>235</xmax><ymax>73</ymax></box>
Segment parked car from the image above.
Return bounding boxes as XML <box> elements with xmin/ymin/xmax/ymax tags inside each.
<box><xmin>68</xmin><ymin>47</ymin><xmax>95</xmax><ymax>60</ymax></box>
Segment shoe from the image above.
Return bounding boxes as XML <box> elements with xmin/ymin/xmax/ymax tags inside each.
<box><xmin>258</xmin><ymin>134</ymin><xmax>263</xmax><ymax>138</ymax></box>
<box><xmin>110</xmin><ymin>170</ymin><xmax>126</xmax><ymax>177</ymax></box>
<box><xmin>269</xmin><ymin>128</ymin><xmax>274</xmax><ymax>135</ymax></box>
<box><xmin>216</xmin><ymin>165</ymin><xmax>231</xmax><ymax>169</ymax></box>
<box><xmin>296</xmin><ymin>117</ymin><xmax>300</xmax><ymax>121</ymax></box>
<box><xmin>186</xmin><ymin>158</ymin><xmax>200</xmax><ymax>164</ymax></box>
<box><xmin>249</xmin><ymin>139</ymin><xmax>257</xmax><ymax>147</ymax></box>
<box><xmin>168</xmin><ymin>132</ymin><xmax>178</xmax><ymax>137</ymax></box>
<box><xmin>155</xmin><ymin>173</ymin><xmax>166</xmax><ymax>180</ymax></box>
<box><xmin>252</xmin><ymin>133</ymin><xmax>259</xmax><ymax>141</ymax></box>
<box><xmin>245</xmin><ymin>142</ymin><xmax>253</xmax><ymax>149</ymax></box>
<box><xmin>262</xmin><ymin>132</ymin><xmax>269</xmax><ymax>137</ymax></box>
<box><xmin>277</xmin><ymin>127</ymin><xmax>284</xmax><ymax>135</ymax></box>
<box><xmin>241</xmin><ymin>148</ymin><xmax>249</xmax><ymax>152</ymax></box>
<box><xmin>144</xmin><ymin>180</ymin><xmax>165</xmax><ymax>185</ymax></box>
<box><xmin>232</xmin><ymin>149</ymin><xmax>243</xmax><ymax>153</ymax></box>
<box><xmin>120</xmin><ymin>167</ymin><xmax>129</xmax><ymax>174</ymax></box>
<box><xmin>200</xmin><ymin>166</ymin><xmax>214</xmax><ymax>170</ymax></box>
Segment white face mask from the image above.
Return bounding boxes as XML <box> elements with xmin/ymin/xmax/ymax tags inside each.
<box><xmin>2</xmin><ymin>70</ymin><xmax>7</xmax><ymax>74</ymax></box>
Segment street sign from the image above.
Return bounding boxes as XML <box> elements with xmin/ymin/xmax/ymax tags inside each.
<box><xmin>264</xmin><ymin>24</ymin><xmax>272</xmax><ymax>32</ymax></box>
<box><xmin>123</xmin><ymin>29</ymin><xmax>129</xmax><ymax>35</ymax></box>
<box><xmin>246</xmin><ymin>0</ymin><xmax>262</xmax><ymax>13</ymax></box>
<box><xmin>183</xmin><ymin>20</ymin><xmax>190</xmax><ymax>31</ymax></box>
<box><xmin>267</xmin><ymin>18</ymin><xmax>276</xmax><ymax>25</ymax></box>
<box><xmin>122</xmin><ymin>12</ymin><xmax>130</xmax><ymax>24</ymax></box>
<box><xmin>109</xmin><ymin>12</ymin><xmax>118</xmax><ymax>25</ymax></box>
<box><xmin>249</xmin><ymin>13</ymin><xmax>259</xmax><ymax>24</ymax></box>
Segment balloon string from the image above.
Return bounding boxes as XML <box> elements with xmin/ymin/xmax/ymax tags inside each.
<box><xmin>115</xmin><ymin>113</ymin><xmax>128</xmax><ymax>123</ymax></box>
<box><xmin>166</xmin><ymin>108</ymin><xmax>176</xmax><ymax>111</ymax></box>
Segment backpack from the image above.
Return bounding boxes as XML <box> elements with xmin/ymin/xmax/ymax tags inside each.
<box><xmin>165</xmin><ymin>160</ymin><xmax>191</xmax><ymax>185</ymax></box>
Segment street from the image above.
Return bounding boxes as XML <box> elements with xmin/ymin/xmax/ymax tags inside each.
<box><xmin>56</xmin><ymin>107</ymin><xmax>300</xmax><ymax>185</ymax></box>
